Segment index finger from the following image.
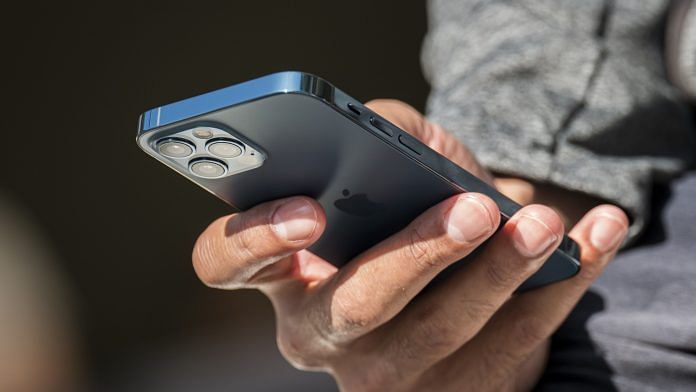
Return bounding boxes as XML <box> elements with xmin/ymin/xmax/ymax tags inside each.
<box><xmin>365</xmin><ymin>99</ymin><xmax>428</xmax><ymax>139</ymax></box>
<box><xmin>365</xmin><ymin>99</ymin><xmax>495</xmax><ymax>184</ymax></box>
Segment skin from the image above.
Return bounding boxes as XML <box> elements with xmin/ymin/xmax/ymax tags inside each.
<box><xmin>192</xmin><ymin>100</ymin><xmax>629</xmax><ymax>391</ymax></box>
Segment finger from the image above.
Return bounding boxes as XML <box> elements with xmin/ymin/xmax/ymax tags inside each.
<box><xmin>428</xmin><ymin>205</ymin><xmax>628</xmax><ymax>390</ymax></box>
<box><xmin>313</xmin><ymin>193</ymin><xmax>500</xmax><ymax>343</ymax></box>
<box><xmin>365</xmin><ymin>99</ymin><xmax>458</xmax><ymax>157</ymax></box>
<box><xmin>365</xmin><ymin>99</ymin><xmax>428</xmax><ymax>139</ymax></box>
<box><xmin>192</xmin><ymin>196</ymin><xmax>328</xmax><ymax>289</ymax></box>
<box><xmin>375</xmin><ymin>205</ymin><xmax>564</xmax><ymax>372</ymax></box>
<box><xmin>365</xmin><ymin>99</ymin><xmax>494</xmax><ymax>183</ymax></box>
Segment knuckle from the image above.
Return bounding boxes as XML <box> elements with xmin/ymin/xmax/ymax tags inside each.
<box><xmin>324</xmin><ymin>286</ymin><xmax>380</xmax><ymax>340</ymax></box>
<box><xmin>484</xmin><ymin>256</ymin><xmax>520</xmax><ymax>292</ymax></box>
<box><xmin>406</xmin><ymin>226</ymin><xmax>450</xmax><ymax>272</ymax></box>
<box><xmin>399</xmin><ymin>300</ymin><xmax>498</xmax><ymax>359</ymax></box>
<box><xmin>459</xmin><ymin>298</ymin><xmax>499</xmax><ymax>334</ymax></box>
<box><xmin>415</xmin><ymin>314</ymin><xmax>462</xmax><ymax>352</ymax></box>
<box><xmin>331</xmin><ymin>301</ymin><xmax>376</xmax><ymax>338</ymax></box>
<box><xmin>229</xmin><ymin>209</ymin><xmax>288</xmax><ymax>265</ymax></box>
<box><xmin>232</xmin><ymin>218</ymin><xmax>265</xmax><ymax>262</ymax></box>
<box><xmin>191</xmin><ymin>211</ymin><xmax>285</xmax><ymax>289</ymax></box>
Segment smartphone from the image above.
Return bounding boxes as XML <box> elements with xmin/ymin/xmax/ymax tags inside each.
<box><xmin>137</xmin><ymin>71</ymin><xmax>580</xmax><ymax>290</ymax></box>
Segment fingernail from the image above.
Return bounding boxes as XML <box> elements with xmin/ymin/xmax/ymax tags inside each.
<box><xmin>512</xmin><ymin>215</ymin><xmax>559</xmax><ymax>257</ymax></box>
<box><xmin>590</xmin><ymin>214</ymin><xmax>627</xmax><ymax>252</ymax></box>
<box><xmin>272</xmin><ymin>199</ymin><xmax>318</xmax><ymax>241</ymax></box>
<box><xmin>447</xmin><ymin>196</ymin><xmax>494</xmax><ymax>243</ymax></box>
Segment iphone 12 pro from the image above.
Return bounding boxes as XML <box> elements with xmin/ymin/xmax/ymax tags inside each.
<box><xmin>137</xmin><ymin>71</ymin><xmax>580</xmax><ymax>290</ymax></box>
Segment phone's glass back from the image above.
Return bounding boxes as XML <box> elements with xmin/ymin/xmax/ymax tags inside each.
<box><xmin>139</xmin><ymin>92</ymin><xmax>459</xmax><ymax>264</ymax></box>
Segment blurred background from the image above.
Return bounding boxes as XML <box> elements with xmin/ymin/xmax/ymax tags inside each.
<box><xmin>1</xmin><ymin>1</ymin><xmax>430</xmax><ymax>390</ymax></box>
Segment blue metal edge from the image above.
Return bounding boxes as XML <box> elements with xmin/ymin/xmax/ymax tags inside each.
<box><xmin>137</xmin><ymin>71</ymin><xmax>322</xmax><ymax>134</ymax></box>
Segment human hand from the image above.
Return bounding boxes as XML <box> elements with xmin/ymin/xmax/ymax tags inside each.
<box><xmin>192</xmin><ymin>100</ymin><xmax>628</xmax><ymax>391</ymax></box>
<box><xmin>364</xmin><ymin>99</ymin><xmax>495</xmax><ymax>185</ymax></box>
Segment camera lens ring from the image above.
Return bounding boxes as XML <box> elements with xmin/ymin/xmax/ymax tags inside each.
<box><xmin>189</xmin><ymin>158</ymin><xmax>228</xmax><ymax>178</ymax></box>
<box><xmin>157</xmin><ymin>137</ymin><xmax>195</xmax><ymax>159</ymax></box>
<box><xmin>206</xmin><ymin>138</ymin><xmax>244</xmax><ymax>159</ymax></box>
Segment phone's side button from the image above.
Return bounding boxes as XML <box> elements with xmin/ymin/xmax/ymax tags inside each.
<box><xmin>369</xmin><ymin>116</ymin><xmax>394</xmax><ymax>137</ymax></box>
<box><xmin>398</xmin><ymin>133</ymin><xmax>423</xmax><ymax>155</ymax></box>
<box><xmin>347</xmin><ymin>103</ymin><xmax>362</xmax><ymax>116</ymax></box>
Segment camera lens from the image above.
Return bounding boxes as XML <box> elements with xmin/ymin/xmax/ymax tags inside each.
<box><xmin>190</xmin><ymin>159</ymin><xmax>227</xmax><ymax>178</ymax></box>
<box><xmin>208</xmin><ymin>139</ymin><xmax>244</xmax><ymax>158</ymax></box>
<box><xmin>157</xmin><ymin>138</ymin><xmax>194</xmax><ymax>158</ymax></box>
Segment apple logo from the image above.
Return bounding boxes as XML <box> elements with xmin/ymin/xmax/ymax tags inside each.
<box><xmin>334</xmin><ymin>189</ymin><xmax>384</xmax><ymax>217</ymax></box>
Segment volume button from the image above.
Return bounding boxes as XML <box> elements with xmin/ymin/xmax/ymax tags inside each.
<box><xmin>369</xmin><ymin>116</ymin><xmax>394</xmax><ymax>137</ymax></box>
<box><xmin>347</xmin><ymin>103</ymin><xmax>362</xmax><ymax>116</ymax></box>
<box><xmin>398</xmin><ymin>133</ymin><xmax>423</xmax><ymax>155</ymax></box>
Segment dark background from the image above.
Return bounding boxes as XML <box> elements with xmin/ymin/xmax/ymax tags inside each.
<box><xmin>3</xmin><ymin>1</ymin><xmax>429</xmax><ymax>389</ymax></box>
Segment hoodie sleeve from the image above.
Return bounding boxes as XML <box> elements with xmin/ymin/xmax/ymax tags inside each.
<box><xmin>422</xmin><ymin>0</ymin><xmax>696</xmax><ymax>240</ymax></box>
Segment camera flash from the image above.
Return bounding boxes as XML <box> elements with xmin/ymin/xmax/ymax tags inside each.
<box><xmin>193</xmin><ymin>128</ymin><xmax>214</xmax><ymax>139</ymax></box>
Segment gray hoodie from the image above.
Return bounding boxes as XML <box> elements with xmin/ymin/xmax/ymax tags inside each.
<box><xmin>422</xmin><ymin>0</ymin><xmax>696</xmax><ymax>241</ymax></box>
<box><xmin>422</xmin><ymin>0</ymin><xmax>696</xmax><ymax>390</ymax></box>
